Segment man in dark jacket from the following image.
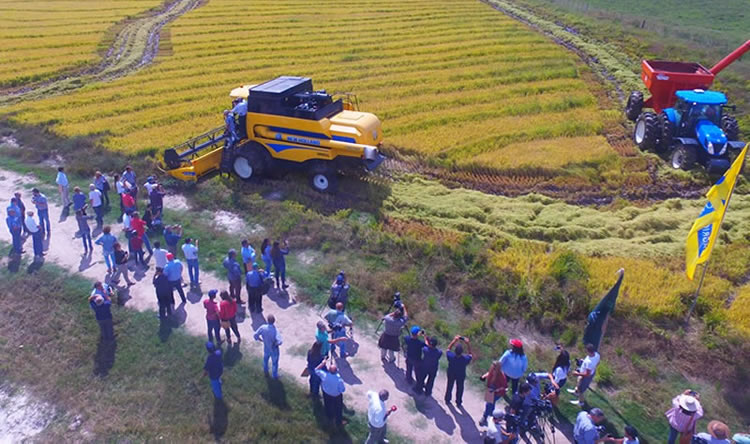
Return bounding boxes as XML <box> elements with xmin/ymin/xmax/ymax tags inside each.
<box><xmin>415</xmin><ymin>337</ymin><xmax>442</xmax><ymax>397</ymax></box>
<box><xmin>203</xmin><ymin>342</ymin><xmax>224</xmax><ymax>400</ymax></box>
<box><xmin>403</xmin><ymin>325</ymin><xmax>425</xmax><ymax>384</ymax></box>
<box><xmin>153</xmin><ymin>267</ymin><xmax>174</xmax><ymax>319</ymax></box>
<box><xmin>88</xmin><ymin>290</ymin><xmax>114</xmax><ymax>341</ymax></box>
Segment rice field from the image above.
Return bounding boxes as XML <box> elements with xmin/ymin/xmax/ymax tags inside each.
<box><xmin>0</xmin><ymin>0</ymin><xmax>163</xmax><ymax>87</ymax></box>
<box><xmin>4</xmin><ymin>0</ymin><xmax>611</xmax><ymax>171</ymax></box>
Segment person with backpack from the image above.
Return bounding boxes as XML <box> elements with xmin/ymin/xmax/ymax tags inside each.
<box><xmin>328</xmin><ymin>271</ymin><xmax>350</xmax><ymax>310</ymax></box>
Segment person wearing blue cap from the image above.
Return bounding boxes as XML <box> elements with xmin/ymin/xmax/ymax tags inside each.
<box><xmin>328</xmin><ymin>271</ymin><xmax>350</xmax><ymax>310</ymax></box>
<box><xmin>404</xmin><ymin>325</ymin><xmax>425</xmax><ymax>384</ymax></box>
<box><xmin>245</xmin><ymin>262</ymin><xmax>264</xmax><ymax>313</ymax></box>
<box><xmin>203</xmin><ymin>342</ymin><xmax>224</xmax><ymax>400</ymax></box>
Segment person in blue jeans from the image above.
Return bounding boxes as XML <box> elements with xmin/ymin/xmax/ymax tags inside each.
<box><xmin>95</xmin><ymin>226</ymin><xmax>117</xmax><ymax>273</ymax></box>
<box><xmin>181</xmin><ymin>238</ymin><xmax>200</xmax><ymax>287</ymax></box>
<box><xmin>24</xmin><ymin>211</ymin><xmax>44</xmax><ymax>259</ymax></box>
<box><xmin>6</xmin><ymin>208</ymin><xmax>23</xmax><ymax>254</ymax></box>
<box><xmin>76</xmin><ymin>209</ymin><xmax>93</xmax><ymax>253</ymax></box>
<box><xmin>254</xmin><ymin>314</ymin><xmax>282</xmax><ymax>379</ymax></box>
<box><xmin>203</xmin><ymin>342</ymin><xmax>224</xmax><ymax>400</ymax></box>
<box><xmin>324</xmin><ymin>302</ymin><xmax>353</xmax><ymax>357</ymax></box>
<box><xmin>445</xmin><ymin>335</ymin><xmax>473</xmax><ymax>407</ymax></box>
<box><xmin>31</xmin><ymin>188</ymin><xmax>50</xmax><ymax>235</ymax></box>
<box><xmin>270</xmin><ymin>240</ymin><xmax>289</xmax><ymax>289</ymax></box>
<box><xmin>164</xmin><ymin>253</ymin><xmax>186</xmax><ymax>303</ymax></box>
<box><xmin>499</xmin><ymin>339</ymin><xmax>528</xmax><ymax>394</ymax></box>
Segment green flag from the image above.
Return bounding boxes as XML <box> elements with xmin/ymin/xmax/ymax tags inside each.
<box><xmin>583</xmin><ymin>270</ymin><xmax>624</xmax><ymax>351</ymax></box>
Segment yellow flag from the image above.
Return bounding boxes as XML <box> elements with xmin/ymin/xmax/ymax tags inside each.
<box><xmin>685</xmin><ymin>144</ymin><xmax>748</xmax><ymax>280</ymax></box>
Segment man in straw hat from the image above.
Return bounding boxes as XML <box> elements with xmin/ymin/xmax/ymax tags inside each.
<box><xmin>695</xmin><ymin>421</ymin><xmax>731</xmax><ymax>444</ymax></box>
<box><xmin>665</xmin><ymin>389</ymin><xmax>704</xmax><ymax>444</ymax></box>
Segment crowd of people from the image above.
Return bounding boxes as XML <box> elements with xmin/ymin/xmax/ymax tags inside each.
<box><xmin>6</xmin><ymin>164</ymin><xmax>749</xmax><ymax>444</ymax></box>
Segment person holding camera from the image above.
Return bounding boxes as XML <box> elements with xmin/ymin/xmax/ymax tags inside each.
<box><xmin>602</xmin><ymin>425</ymin><xmax>639</xmax><ymax>444</ymax></box>
<box><xmin>445</xmin><ymin>335</ymin><xmax>473</xmax><ymax>407</ymax></box>
<box><xmin>415</xmin><ymin>336</ymin><xmax>442</xmax><ymax>397</ymax></box>
<box><xmin>479</xmin><ymin>361</ymin><xmax>508</xmax><ymax>427</ymax></box>
<box><xmin>573</xmin><ymin>408</ymin><xmax>606</xmax><ymax>444</ymax></box>
<box><xmin>665</xmin><ymin>390</ymin><xmax>703</xmax><ymax>444</ymax></box>
<box><xmin>568</xmin><ymin>343</ymin><xmax>600</xmax><ymax>407</ymax></box>
<box><xmin>403</xmin><ymin>325</ymin><xmax>425</xmax><ymax>384</ymax></box>
<box><xmin>499</xmin><ymin>339</ymin><xmax>528</xmax><ymax>395</ymax></box>
<box><xmin>378</xmin><ymin>303</ymin><xmax>408</xmax><ymax>363</ymax></box>
<box><xmin>328</xmin><ymin>271</ymin><xmax>350</xmax><ymax>311</ymax></box>
<box><xmin>485</xmin><ymin>408</ymin><xmax>519</xmax><ymax>444</ymax></box>
<box><xmin>324</xmin><ymin>302</ymin><xmax>353</xmax><ymax>357</ymax></box>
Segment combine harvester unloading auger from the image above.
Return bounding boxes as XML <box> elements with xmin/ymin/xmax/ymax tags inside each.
<box><xmin>161</xmin><ymin>76</ymin><xmax>386</xmax><ymax>193</ymax></box>
<box><xmin>626</xmin><ymin>40</ymin><xmax>749</xmax><ymax>174</ymax></box>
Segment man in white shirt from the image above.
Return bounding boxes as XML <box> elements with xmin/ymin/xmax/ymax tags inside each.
<box><xmin>366</xmin><ymin>389</ymin><xmax>395</xmax><ymax>444</ymax></box>
<box><xmin>55</xmin><ymin>166</ymin><xmax>71</xmax><ymax>206</ymax></box>
<box><xmin>143</xmin><ymin>176</ymin><xmax>157</xmax><ymax>194</ymax></box>
<box><xmin>89</xmin><ymin>184</ymin><xmax>104</xmax><ymax>226</ymax></box>
<box><xmin>152</xmin><ymin>241</ymin><xmax>168</xmax><ymax>270</ymax></box>
<box><xmin>24</xmin><ymin>211</ymin><xmax>44</xmax><ymax>258</ymax></box>
<box><xmin>485</xmin><ymin>408</ymin><xmax>517</xmax><ymax>444</ymax></box>
<box><xmin>182</xmin><ymin>237</ymin><xmax>200</xmax><ymax>287</ymax></box>
<box><xmin>568</xmin><ymin>343</ymin><xmax>601</xmax><ymax>406</ymax></box>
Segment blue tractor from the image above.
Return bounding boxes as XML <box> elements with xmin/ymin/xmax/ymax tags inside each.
<box><xmin>639</xmin><ymin>89</ymin><xmax>743</xmax><ymax>173</ymax></box>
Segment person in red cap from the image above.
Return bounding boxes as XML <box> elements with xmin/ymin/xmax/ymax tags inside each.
<box><xmin>499</xmin><ymin>339</ymin><xmax>527</xmax><ymax>395</ymax></box>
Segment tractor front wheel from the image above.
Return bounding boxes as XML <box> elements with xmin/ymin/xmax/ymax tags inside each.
<box><xmin>722</xmin><ymin>114</ymin><xmax>740</xmax><ymax>141</ymax></box>
<box><xmin>308</xmin><ymin>165</ymin><xmax>338</xmax><ymax>193</ymax></box>
<box><xmin>633</xmin><ymin>112</ymin><xmax>659</xmax><ymax>151</ymax></box>
<box><xmin>671</xmin><ymin>144</ymin><xmax>697</xmax><ymax>171</ymax></box>
<box><xmin>625</xmin><ymin>91</ymin><xmax>644</xmax><ymax>122</ymax></box>
<box><xmin>232</xmin><ymin>145</ymin><xmax>266</xmax><ymax>181</ymax></box>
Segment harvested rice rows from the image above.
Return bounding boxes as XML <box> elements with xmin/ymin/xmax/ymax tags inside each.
<box><xmin>6</xmin><ymin>0</ymin><xmax>610</xmax><ymax>171</ymax></box>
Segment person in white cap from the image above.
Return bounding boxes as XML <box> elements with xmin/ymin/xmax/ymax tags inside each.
<box><xmin>665</xmin><ymin>389</ymin><xmax>703</xmax><ymax>444</ymax></box>
<box><xmin>485</xmin><ymin>407</ymin><xmax>517</xmax><ymax>443</ymax></box>
<box><xmin>695</xmin><ymin>420</ymin><xmax>731</xmax><ymax>444</ymax></box>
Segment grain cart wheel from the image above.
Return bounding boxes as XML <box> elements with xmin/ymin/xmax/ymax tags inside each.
<box><xmin>671</xmin><ymin>144</ymin><xmax>697</xmax><ymax>171</ymax></box>
<box><xmin>633</xmin><ymin>112</ymin><xmax>659</xmax><ymax>151</ymax></box>
<box><xmin>721</xmin><ymin>114</ymin><xmax>740</xmax><ymax>141</ymax></box>
<box><xmin>232</xmin><ymin>144</ymin><xmax>266</xmax><ymax>181</ymax></box>
<box><xmin>658</xmin><ymin>111</ymin><xmax>675</xmax><ymax>153</ymax></box>
<box><xmin>625</xmin><ymin>91</ymin><xmax>644</xmax><ymax>122</ymax></box>
<box><xmin>308</xmin><ymin>164</ymin><xmax>338</xmax><ymax>193</ymax></box>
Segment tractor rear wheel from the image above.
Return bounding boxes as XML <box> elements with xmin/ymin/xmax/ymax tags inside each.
<box><xmin>722</xmin><ymin>114</ymin><xmax>740</xmax><ymax>141</ymax></box>
<box><xmin>308</xmin><ymin>164</ymin><xmax>338</xmax><ymax>193</ymax></box>
<box><xmin>625</xmin><ymin>91</ymin><xmax>644</xmax><ymax>122</ymax></box>
<box><xmin>633</xmin><ymin>112</ymin><xmax>659</xmax><ymax>151</ymax></box>
<box><xmin>658</xmin><ymin>111</ymin><xmax>675</xmax><ymax>152</ymax></box>
<box><xmin>232</xmin><ymin>143</ymin><xmax>267</xmax><ymax>181</ymax></box>
<box><xmin>671</xmin><ymin>144</ymin><xmax>697</xmax><ymax>171</ymax></box>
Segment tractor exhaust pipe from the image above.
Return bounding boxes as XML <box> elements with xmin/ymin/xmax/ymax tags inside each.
<box><xmin>709</xmin><ymin>40</ymin><xmax>750</xmax><ymax>75</ymax></box>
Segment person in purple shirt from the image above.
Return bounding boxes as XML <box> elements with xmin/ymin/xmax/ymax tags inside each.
<box><xmin>444</xmin><ymin>335</ymin><xmax>473</xmax><ymax>407</ymax></box>
<box><xmin>415</xmin><ymin>337</ymin><xmax>442</xmax><ymax>397</ymax></box>
<box><xmin>88</xmin><ymin>291</ymin><xmax>114</xmax><ymax>341</ymax></box>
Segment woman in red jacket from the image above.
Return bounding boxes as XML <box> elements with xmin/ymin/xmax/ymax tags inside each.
<box><xmin>219</xmin><ymin>290</ymin><xmax>241</xmax><ymax>344</ymax></box>
<box><xmin>479</xmin><ymin>361</ymin><xmax>508</xmax><ymax>427</ymax></box>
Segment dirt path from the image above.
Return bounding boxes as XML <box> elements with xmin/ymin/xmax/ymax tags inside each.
<box><xmin>0</xmin><ymin>0</ymin><xmax>203</xmax><ymax>106</ymax></box>
<box><xmin>0</xmin><ymin>167</ymin><xmax>572</xmax><ymax>443</ymax></box>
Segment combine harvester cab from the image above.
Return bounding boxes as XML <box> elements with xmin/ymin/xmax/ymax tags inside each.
<box><xmin>162</xmin><ymin>76</ymin><xmax>386</xmax><ymax>192</ymax></box>
<box><xmin>625</xmin><ymin>40</ymin><xmax>749</xmax><ymax>174</ymax></box>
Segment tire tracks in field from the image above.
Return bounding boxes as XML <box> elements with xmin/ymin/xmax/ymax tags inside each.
<box><xmin>0</xmin><ymin>0</ymin><xmax>203</xmax><ymax>106</ymax></box>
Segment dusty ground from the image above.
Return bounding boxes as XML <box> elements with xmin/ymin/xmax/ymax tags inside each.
<box><xmin>0</xmin><ymin>385</ymin><xmax>55</xmax><ymax>442</ymax></box>
<box><xmin>0</xmin><ymin>167</ymin><xmax>571</xmax><ymax>443</ymax></box>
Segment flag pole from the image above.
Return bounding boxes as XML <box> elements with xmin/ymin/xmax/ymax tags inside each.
<box><xmin>685</xmin><ymin>149</ymin><xmax>747</xmax><ymax>325</ymax></box>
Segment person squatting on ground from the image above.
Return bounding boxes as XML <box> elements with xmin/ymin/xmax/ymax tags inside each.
<box><xmin>76</xmin><ymin>208</ymin><xmax>93</xmax><ymax>254</ymax></box>
<box><xmin>56</xmin><ymin>166</ymin><xmax>71</xmax><ymax>207</ymax></box>
<box><xmin>95</xmin><ymin>226</ymin><xmax>117</xmax><ymax>273</ymax></box>
<box><xmin>479</xmin><ymin>360</ymin><xmax>508</xmax><ymax>427</ymax></box>
<box><xmin>253</xmin><ymin>314</ymin><xmax>282</xmax><ymax>379</ymax></box>
<box><xmin>164</xmin><ymin>253</ymin><xmax>186</xmax><ymax>303</ymax></box>
<box><xmin>219</xmin><ymin>290</ymin><xmax>241</xmax><ymax>344</ymax></box>
<box><xmin>499</xmin><ymin>339</ymin><xmax>528</xmax><ymax>395</ymax></box>
<box><xmin>403</xmin><ymin>325</ymin><xmax>425</xmax><ymax>384</ymax></box>
<box><xmin>665</xmin><ymin>390</ymin><xmax>703</xmax><ymax>444</ymax></box>
<box><xmin>366</xmin><ymin>389</ymin><xmax>396</xmax><ymax>444</ymax></box>
<box><xmin>324</xmin><ymin>302</ymin><xmax>353</xmax><ymax>357</ymax></box>
<box><xmin>111</xmin><ymin>242</ymin><xmax>134</xmax><ymax>286</ymax></box>
<box><xmin>89</xmin><ymin>184</ymin><xmax>104</xmax><ymax>227</ymax></box>
<box><xmin>204</xmin><ymin>289</ymin><xmax>222</xmax><ymax>345</ymax></box>
<box><xmin>245</xmin><ymin>262</ymin><xmax>264</xmax><ymax>313</ymax></box>
<box><xmin>153</xmin><ymin>267</ymin><xmax>174</xmax><ymax>320</ymax></box>
<box><xmin>378</xmin><ymin>304</ymin><xmax>408</xmax><ymax>363</ymax></box>
<box><xmin>223</xmin><ymin>249</ymin><xmax>243</xmax><ymax>303</ymax></box>
<box><xmin>415</xmin><ymin>336</ymin><xmax>442</xmax><ymax>397</ymax></box>
<box><xmin>444</xmin><ymin>335</ymin><xmax>473</xmax><ymax>407</ymax></box>
<box><xmin>203</xmin><ymin>342</ymin><xmax>224</xmax><ymax>400</ymax></box>
<box><xmin>316</xmin><ymin>358</ymin><xmax>347</xmax><ymax>427</ymax></box>
<box><xmin>89</xmin><ymin>283</ymin><xmax>114</xmax><ymax>341</ymax></box>
<box><xmin>568</xmin><ymin>343</ymin><xmax>600</xmax><ymax>407</ymax></box>
<box><xmin>31</xmin><ymin>188</ymin><xmax>50</xmax><ymax>235</ymax></box>
<box><xmin>573</xmin><ymin>408</ymin><xmax>607</xmax><ymax>444</ymax></box>
<box><xmin>182</xmin><ymin>237</ymin><xmax>200</xmax><ymax>288</ymax></box>
<box><xmin>270</xmin><ymin>239</ymin><xmax>290</xmax><ymax>289</ymax></box>
<box><xmin>94</xmin><ymin>171</ymin><xmax>110</xmax><ymax>207</ymax></box>
<box><xmin>485</xmin><ymin>407</ymin><xmax>518</xmax><ymax>444</ymax></box>
<box><xmin>24</xmin><ymin>210</ymin><xmax>44</xmax><ymax>258</ymax></box>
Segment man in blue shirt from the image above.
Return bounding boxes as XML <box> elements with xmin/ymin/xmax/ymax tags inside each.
<box><xmin>31</xmin><ymin>188</ymin><xmax>50</xmax><ymax>235</ymax></box>
<box><xmin>203</xmin><ymin>342</ymin><xmax>224</xmax><ymax>400</ymax></box>
<box><xmin>574</xmin><ymin>408</ymin><xmax>606</xmax><ymax>444</ymax></box>
<box><xmin>6</xmin><ymin>208</ymin><xmax>22</xmax><ymax>254</ymax></box>
<box><xmin>240</xmin><ymin>239</ymin><xmax>255</xmax><ymax>273</ymax></box>
<box><xmin>415</xmin><ymin>337</ymin><xmax>442</xmax><ymax>397</ymax></box>
<box><xmin>72</xmin><ymin>186</ymin><xmax>87</xmax><ymax>213</ymax></box>
<box><xmin>315</xmin><ymin>360</ymin><xmax>347</xmax><ymax>426</ymax></box>
<box><xmin>324</xmin><ymin>302</ymin><xmax>353</xmax><ymax>357</ymax></box>
<box><xmin>88</xmin><ymin>291</ymin><xmax>114</xmax><ymax>341</ymax></box>
<box><xmin>445</xmin><ymin>335</ymin><xmax>473</xmax><ymax>407</ymax></box>
<box><xmin>224</xmin><ymin>110</ymin><xmax>238</xmax><ymax>146</ymax></box>
<box><xmin>403</xmin><ymin>326</ymin><xmax>425</xmax><ymax>384</ymax></box>
<box><xmin>253</xmin><ymin>314</ymin><xmax>282</xmax><ymax>379</ymax></box>
<box><xmin>13</xmin><ymin>192</ymin><xmax>28</xmax><ymax>235</ymax></box>
<box><xmin>56</xmin><ymin>166</ymin><xmax>71</xmax><ymax>207</ymax></box>
<box><xmin>164</xmin><ymin>253</ymin><xmax>186</xmax><ymax>303</ymax></box>
<box><xmin>163</xmin><ymin>224</ymin><xmax>182</xmax><ymax>256</ymax></box>
<box><xmin>223</xmin><ymin>249</ymin><xmax>243</xmax><ymax>303</ymax></box>
<box><xmin>122</xmin><ymin>165</ymin><xmax>137</xmax><ymax>199</ymax></box>
<box><xmin>232</xmin><ymin>98</ymin><xmax>248</xmax><ymax>139</ymax></box>
<box><xmin>245</xmin><ymin>262</ymin><xmax>264</xmax><ymax>313</ymax></box>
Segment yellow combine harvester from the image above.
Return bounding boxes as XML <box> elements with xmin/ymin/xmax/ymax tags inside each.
<box><xmin>162</xmin><ymin>76</ymin><xmax>386</xmax><ymax>192</ymax></box>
